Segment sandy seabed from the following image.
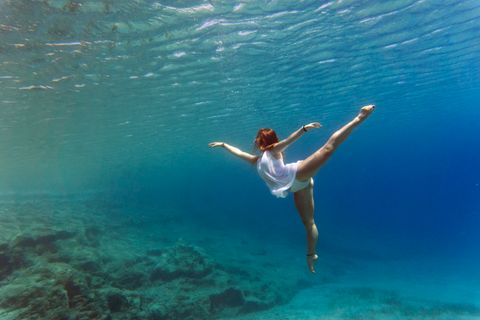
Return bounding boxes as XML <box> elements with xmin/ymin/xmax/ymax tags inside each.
<box><xmin>0</xmin><ymin>196</ymin><xmax>479</xmax><ymax>320</ymax></box>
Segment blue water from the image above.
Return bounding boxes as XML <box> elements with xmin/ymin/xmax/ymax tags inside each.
<box><xmin>0</xmin><ymin>0</ymin><xmax>480</xmax><ymax>319</ymax></box>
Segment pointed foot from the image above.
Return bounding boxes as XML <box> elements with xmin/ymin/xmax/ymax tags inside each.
<box><xmin>306</xmin><ymin>253</ymin><xmax>318</xmax><ymax>273</ymax></box>
<box><xmin>358</xmin><ymin>104</ymin><xmax>375</xmax><ymax>120</ymax></box>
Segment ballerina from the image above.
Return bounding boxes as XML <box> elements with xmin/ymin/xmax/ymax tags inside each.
<box><xmin>209</xmin><ymin>105</ymin><xmax>375</xmax><ymax>272</ymax></box>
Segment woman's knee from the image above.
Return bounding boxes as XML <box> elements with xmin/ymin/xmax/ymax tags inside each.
<box><xmin>303</xmin><ymin>219</ymin><xmax>316</xmax><ymax>228</ymax></box>
<box><xmin>308</xmin><ymin>178</ymin><xmax>314</xmax><ymax>188</ymax></box>
<box><xmin>322</xmin><ymin>142</ymin><xmax>335</xmax><ymax>154</ymax></box>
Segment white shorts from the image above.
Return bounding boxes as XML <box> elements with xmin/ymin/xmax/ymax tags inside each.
<box><xmin>289</xmin><ymin>177</ymin><xmax>313</xmax><ymax>193</ymax></box>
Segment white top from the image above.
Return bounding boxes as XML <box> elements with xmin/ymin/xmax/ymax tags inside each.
<box><xmin>256</xmin><ymin>151</ymin><xmax>299</xmax><ymax>198</ymax></box>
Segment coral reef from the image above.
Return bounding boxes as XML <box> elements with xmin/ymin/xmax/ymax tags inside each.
<box><xmin>0</xmin><ymin>199</ymin><xmax>304</xmax><ymax>320</ymax></box>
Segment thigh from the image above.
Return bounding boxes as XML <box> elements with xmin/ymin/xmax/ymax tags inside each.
<box><xmin>296</xmin><ymin>146</ymin><xmax>333</xmax><ymax>181</ymax></box>
<box><xmin>293</xmin><ymin>183</ymin><xmax>314</xmax><ymax>224</ymax></box>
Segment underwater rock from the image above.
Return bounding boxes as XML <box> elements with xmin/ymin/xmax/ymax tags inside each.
<box><xmin>124</xmin><ymin>255</ymin><xmax>154</xmax><ymax>268</ymax></box>
<box><xmin>0</xmin><ymin>276</ymin><xmax>61</xmax><ymax>309</ymax></box>
<box><xmin>12</xmin><ymin>230</ymin><xmax>74</xmax><ymax>248</ymax></box>
<box><xmin>106</xmin><ymin>292</ymin><xmax>129</xmax><ymax>312</ymax></box>
<box><xmin>76</xmin><ymin>259</ymin><xmax>101</xmax><ymax>274</ymax></box>
<box><xmin>150</xmin><ymin>244</ymin><xmax>213</xmax><ymax>282</ymax></box>
<box><xmin>10</xmin><ymin>230</ymin><xmax>75</xmax><ymax>257</ymax></box>
<box><xmin>0</xmin><ymin>273</ymin><xmax>83</xmax><ymax>319</ymax></box>
<box><xmin>146</xmin><ymin>298</ymin><xmax>210</xmax><ymax>320</ymax></box>
<box><xmin>113</xmin><ymin>270</ymin><xmax>147</xmax><ymax>290</ymax></box>
<box><xmin>0</xmin><ymin>253</ymin><xmax>9</xmax><ymax>278</ymax></box>
<box><xmin>58</xmin><ymin>277</ymin><xmax>105</xmax><ymax>319</ymax></box>
<box><xmin>240</xmin><ymin>299</ymin><xmax>273</xmax><ymax>314</ymax></box>
<box><xmin>0</xmin><ymin>200</ymin><xmax>303</xmax><ymax>320</ymax></box>
<box><xmin>0</xmin><ymin>250</ymin><xmax>26</xmax><ymax>281</ymax></box>
<box><xmin>146</xmin><ymin>248</ymin><xmax>164</xmax><ymax>256</ymax></box>
<box><xmin>23</xmin><ymin>262</ymin><xmax>107</xmax><ymax>318</ymax></box>
<box><xmin>83</xmin><ymin>226</ymin><xmax>102</xmax><ymax>247</ymax></box>
<box><xmin>207</xmin><ymin>287</ymin><xmax>274</xmax><ymax>318</ymax></box>
<box><xmin>63</xmin><ymin>277</ymin><xmax>84</xmax><ymax>308</ymax></box>
<box><xmin>209</xmin><ymin>287</ymin><xmax>245</xmax><ymax>312</ymax></box>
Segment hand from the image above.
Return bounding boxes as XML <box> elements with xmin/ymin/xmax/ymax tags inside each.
<box><xmin>304</xmin><ymin>122</ymin><xmax>322</xmax><ymax>131</ymax></box>
<box><xmin>208</xmin><ymin>142</ymin><xmax>225</xmax><ymax>148</ymax></box>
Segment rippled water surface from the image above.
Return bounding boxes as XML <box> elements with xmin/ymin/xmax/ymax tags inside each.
<box><xmin>1</xmin><ymin>0</ymin><xmax>479</xmax><ymax>192</ymax></box>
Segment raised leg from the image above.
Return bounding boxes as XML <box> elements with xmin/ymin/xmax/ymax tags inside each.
<box><xmin>296</xmin><ymin>105</ymin><xmax>374</xmax><ymax>181</ymax></box>
<box><xmin>293</xmin><ymin>181</ymin><xmax>318</xmax><ymax>273</ymax></box>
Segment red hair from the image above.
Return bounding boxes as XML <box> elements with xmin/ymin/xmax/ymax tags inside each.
<box><xmin>255</xmin><ymin>128</ymin><xmax>279</xmax><ymax>151</ymax></box>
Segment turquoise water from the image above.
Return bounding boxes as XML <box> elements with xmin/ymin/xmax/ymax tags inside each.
<box><xmin>0</xmin><ymin>1</ymin><xmax>479</xmax><ymax>319</ymax></box>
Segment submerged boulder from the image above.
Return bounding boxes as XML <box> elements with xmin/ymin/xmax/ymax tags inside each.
<box><xmin>9</xmin><ymin>230</ymin><xmax>75</xmax><ymax>257</ymax></box>
<box><xmin>12</xmin><ymin>230</ymin><xmax>74</xmax><ymax>248</ymax></box>
<box><xmin>106</xmin><ymin>292</ymin><xmax>129</xmax><ymax>313</ymax></box>
<box><xmin>114</xmin><ymin>270</ymin><xmax>147</xmax><ymax>290</ymax></box>
<box><xmin>209</xmin><ymin>287</ymin><xmax>245</xmax><ymax>312</ymax></box>
<box><xmin>150</xmin><ymin>244</ymin><xmax>213</xmax><ymax>282</ymax></box>
<box><xmin>0</xmin><ymin>250</ymin><xmax>26</xmax><ymax>281</ymax></box>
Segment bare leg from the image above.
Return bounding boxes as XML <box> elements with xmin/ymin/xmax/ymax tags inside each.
<box><xmin>293</xmin><ymin>181</ymin><xmax>318</xmax><ymax>273</ymax></box>
<box><xmin>296</xmin><ymin>105</ymin><xmax>375</xmax><ymax>181</ymax></box>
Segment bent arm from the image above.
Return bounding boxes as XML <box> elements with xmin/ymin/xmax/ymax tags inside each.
<box><xmin>209</xmin><ymin>142</ymin><xmax>258</xmax><ymax>165</ymax></box>
<box><xmin>270</xmin><ymin>122</ymin><xmax>321</xmax><ymax>154</ymax></box>
<box><xmin>270</xmin><ymin>127</ymin><xmax>305</xmax><ymax>154</ymax></box>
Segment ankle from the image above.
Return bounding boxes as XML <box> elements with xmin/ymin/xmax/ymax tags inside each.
<box><xmin>355</xmin><ymin>114</ymin><xmax>366</xmax><ymax>123</ymax></box>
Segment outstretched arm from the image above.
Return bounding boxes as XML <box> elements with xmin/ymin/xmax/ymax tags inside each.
<box><xmin>209</xmin><ymin>142</ymin><xmax>258</xmax><ymax>165</ymax></box>
<box><xmin>270</xmin><ymin>122</ymin><xmax>322</xmax><ymax>154</ymax></box>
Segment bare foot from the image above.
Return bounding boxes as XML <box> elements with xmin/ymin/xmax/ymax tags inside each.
<box><xmin>307</xmin><ymin>253</ymin><xmax>318</xmax><ymax>273</ymax></box>
<box><xmin>358</xmin><ymin>104</ymin><xmax>375</xmax><ymax>120</ymax></box>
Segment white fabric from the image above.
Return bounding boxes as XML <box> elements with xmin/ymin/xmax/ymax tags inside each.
<box><xmin>256</xmin><ymin>151</ymin><xmax>299</xmax><ymax>198</ymax></box>
<box><xmin>290</xmin><ymin>177</ymin><xmax>313</xmax><ymax>193</ymax></box>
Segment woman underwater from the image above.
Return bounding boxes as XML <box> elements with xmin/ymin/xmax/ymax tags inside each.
<box><xmin>209</xmin><ymin>104</ymin><xmax>375</xmax><ymax>272</ymax></box>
